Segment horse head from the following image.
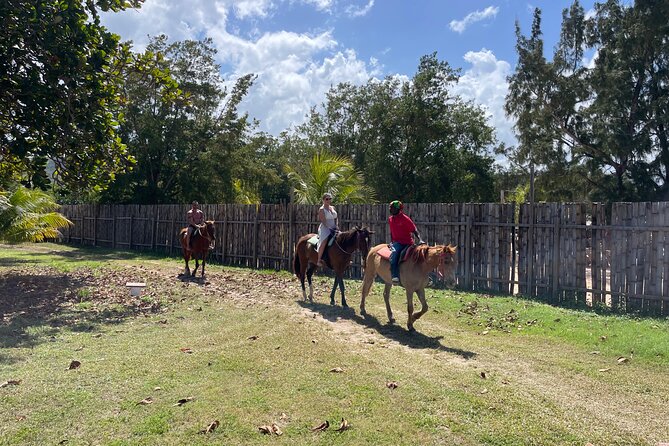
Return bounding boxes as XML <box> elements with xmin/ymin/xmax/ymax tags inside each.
<box><xmin>438</xmin><ymin>244</ymin><xmax>458</xmax><ymax>285</ymax></box>
<box><xmin>354</xmin><ymin>225</ymin><xmax>375</xmax><ymax>261</ymax></box>
<box><xmin>203</xmin><ymin>220</ymin><xmax>216</xmax><ymax>247</ymax></box>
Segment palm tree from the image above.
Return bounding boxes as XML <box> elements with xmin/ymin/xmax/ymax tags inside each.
<box><xmin>0</xmin><ymin>186</ymin><xmax>72</xmax><ymax>243</ymax></box>
<box><xmin>285</xmin><ymin>151</ymin><xmax>375</xmax><ymax>204</ymax></box>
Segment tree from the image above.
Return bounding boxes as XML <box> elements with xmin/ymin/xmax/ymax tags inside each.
<box><xmin>289</xmin><ymin>53</ymin><xmax>498</xmax><ymax>203</ymax></box>
<box><xmin>0</xmin><ymin>186</ymin><xmax>71</xmax><ymax>242</ymax></box>
<box><xmin>0</xmin><ymin>0</ymin><xmax>145</xmax><ymax>192</ymax></box>
<box><xmin>505</xmin><ymin>0</ymin><xmax>669</xmax><ymax>202</ymax></box>
<box><xmin>99</xmin><ymin>36</ymin><xmax>264</xmax><ymax>204</ymax></box>
<box><xmin>285</xmin><ymin>151</ymin><xmax>375</xmax><ymax>204</ymax></box>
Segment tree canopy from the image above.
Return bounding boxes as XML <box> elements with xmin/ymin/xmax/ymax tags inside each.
<box><xmin>505</xmin><ymin>0</ymin><xmax>669</xmax><ymax>202</ymax></box>
<box><xmin>0</xmin><ymin>0</ymin><xmax>146</xmax><ymax>192</ymax></box>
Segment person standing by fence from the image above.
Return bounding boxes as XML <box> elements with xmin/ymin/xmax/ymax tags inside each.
<box><xmin>316</xmin><ymin>192</ymin><xmax>338</xmax><ymax>267</ymax></box>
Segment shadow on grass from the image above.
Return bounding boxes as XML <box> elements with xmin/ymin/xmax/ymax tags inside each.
<box><xmin>297</xmin><ymin>301</ymin><xmax>476</xmax><ymax>360</ymax></box>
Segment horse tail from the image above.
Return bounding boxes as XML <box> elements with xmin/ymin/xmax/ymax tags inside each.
<box><xmin>293</xmin><ymin>247</ymin><xmax>300</xmax><ymax>276</ymax></box>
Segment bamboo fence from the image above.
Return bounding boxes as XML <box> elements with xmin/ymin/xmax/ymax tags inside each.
<box><xmin>58</xmin><ymin>202</ymin><xmax>669</xmax><ymax>314</ymax></box>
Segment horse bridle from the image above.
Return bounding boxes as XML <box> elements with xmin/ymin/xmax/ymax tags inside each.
<box><xmin>334</xmin><ymin>230</ymin><xmax>364</xmax><ymax>256</ymax></box>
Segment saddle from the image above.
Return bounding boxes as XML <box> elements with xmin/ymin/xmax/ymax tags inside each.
<box><xmin>378</xmin><ymin>245</ymin><xmax>414</xmax><ymax>263</ymax></box>
<box><xmin>307</xmin><ymin>234</ymin><xmax>336</xmax><ymax>248</ymax></box>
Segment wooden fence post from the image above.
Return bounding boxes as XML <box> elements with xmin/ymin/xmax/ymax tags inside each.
<box><xmin>152</xmin><ymin>217</ymin><xmax>156</xmax><ymax>251</ymax></box>
<box><xmin>288</xmin><ymin>203</ymin><xmax>294</xmax><ymax>272</ymax></box>
<box><xmin>93</xmin><ymin>215</ymin><xmax>97</xmax><ymax>247</ymax></box>
<box><xmin>528</xmin><ymin>203</ymin><xmax>535</xmax><ymax>297</ymax></box>
<box><xmin>129</xmin><ymin>215</ymin><xmax>134</xmax><ymax>249</ymax></box>
<box><xmin>112</xmin><ymin>217</ymin><xmax>117</xmax><ymax>249</ymax></box>
<box><xmin>253</xmin><ymin>205</ymin><xmax>259</xmax><ymax>268</ymax></box>
<box><xmin>221</xmin><ymin>206</ymin><xmax>228</xmax><ymax>264</ymax></box>
<box><xmin>170</xmin><ymin>218</ymin><xmax>175</xmax><ymax>256</ymax></box>
<box><xmin>551</xmin><ymin>207</ymin><xmax>561</xmax><ymax>301</ymax></box>
<box><xmin>464</xmin><ymin>214</ymin><xmax>472</xmax><ymax>290</ymax></box>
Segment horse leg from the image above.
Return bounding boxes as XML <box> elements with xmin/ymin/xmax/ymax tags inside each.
<box><xmin>183</xmin><ymin>249</ymin><xmax>191</xmax><ymax>276</ymax></box>
<box><xmin>201</xmin><ymin>253</ymin><xmax>207</xmax><ymax>278</ymax></box>
<box><xmin>412</xmin><ymin>288</ymin><xmax>428</xmax><ymax>323</ymax></box>
<box><xmin>306</xmin><ymin>265</ymin><xmax>315</xmax><ymax>302</ymax></box>
<box><xmin>383</xmin><ymin>284</ymin><xmax>395</xmax><ymax>324</ymax></box>
<box><xmin>406</xmin><ymin>289</ymin><xmax>416</xmax><ymax>332</ymax></box>
<box><xmin>192</xmin><ymin>255</ymin><xmax>199</xmax><ymax>277</ymax></box>
<box><xmin>339</xmin><ymin>275</ymin><xmax>347</xmax><ymax>308</ymax></box>
<box><xmin>329</xmin><ymin>276</ymin><xmax>338</xmax><ymax>306</ymax></box>
<box><xmin>360</xmin><ymin>265</ymin><xmax>376</xmax><ymax>315</ymax></box>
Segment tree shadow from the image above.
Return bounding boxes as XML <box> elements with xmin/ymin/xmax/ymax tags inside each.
<box><xmin>297</xmin><ymin>301</ymin><xmax>476</xmax><ymax>360</ymax></box>
<box><xmin>0</xmin><ymin>270</ymin><xmax>163</xmax><ymax>362</ymax></box>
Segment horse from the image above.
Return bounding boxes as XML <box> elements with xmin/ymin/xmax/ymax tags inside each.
<box><xmin>360</xmin><ymin>243</ymin><xmax>457</xmax><ymax>332</ymax></box>
<box><xmin>293</xmin><ymin>226</ymin><xmax>374</xmax><ymax>307</ymax></box>
<box><xmin>179</xmin><ymin>220</ymin><xmax>216</xmax><ymax>278</ymax></box>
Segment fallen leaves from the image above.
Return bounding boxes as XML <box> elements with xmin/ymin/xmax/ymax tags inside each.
<box><xmin>137</xmin><ymin>397</ymin><xmax>153</xmax><ymax>405</ymax></box>
<box><xmin>335</xmin><ymin>418</ymin><xmax>350</xmax><ymax>432</ymax></box>
<box><xmin>179</xmin><ymin>347</ymin><xmax>193</xmax><ymax>354</ymax></box>
<box><xmin>329</xmin><ymin>367</ymin><xmax>344</xmax><ymax>373</ymax></box>
<box><xmin>258</xmin><ymin>423</ymin><xmax>282</xmax><ymax>435</ymax></box>
<box><xmin>200</xmin><ymin>420</ymin><xmax>220</xmax><ymax>434</ymax></box>
<box><xmin>67</xmin><ymin>360</ymin><xmax>81</xmax><ymax>370</ymax></box>
<box><xmin>617</xmin><ymin>356</ymin><xmax>629</xmax><ymax>364</ymax></box>
<box><xmin>479</xmin><ymin>371</ymin><xmax>487</xmax><ymax>379</ymax></box>
<box><xmin>0</xmin><ymin>380</ymin><xmax>21</xmax><ymax>388</ymax></box>
<box><xmin>311</xmin><ymin>420</ymin><xmax>329</xmax><ymax>432</ymax></box>
<box><xmin>247</xmin><ymin>335</ymin><xmax>259</xmax><ymax>341</ymax></box>
<box><xmin>174</xmin><ymin>397</ymin><xmax>194</xmax><ymax>406</ymax></box>
<box><xmin>386</xmin><ymin>381</ymin><xmax>398</xmax><ymax>389</ymax></box>
<box><xmin>598</xmin><ymin>368</ymin><xmax>611</xmax><ymax>373</ymax></box>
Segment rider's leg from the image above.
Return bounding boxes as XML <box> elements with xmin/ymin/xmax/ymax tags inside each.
<box><xmin>316</xmin><ymin>240</ymin><xmax>327</xmax><ymax>267</ymax></box>
<box><xmin>390</xmin><ymin>242</ymin><xmax>404</xmax><ymax>284</ymax></box>
<box><xmin>186</xmin><ymin>227</ymin><xmax>193</xmax><ymax>249</ymax></box>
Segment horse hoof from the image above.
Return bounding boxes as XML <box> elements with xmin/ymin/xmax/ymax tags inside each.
<box><xmin>389</xmin><ymin>318</ymin><xmax>396</xmax><ymax>325</ymax></box>
<box><xmin>408</xmin><ymin>327</ymin><xmax>416</xmax><ymax>333</ymax></box>
<box><xmin>330</xmin><ymin>301</ymin><xmax>335</xmax><ymax>306</ymax></box>
<box><xmin>342</xmin><ymin>302</ymin><xmax>348</xmax><ymax>308</ymax></box>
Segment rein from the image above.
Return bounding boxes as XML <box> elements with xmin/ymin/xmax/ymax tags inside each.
<box><xmin>334</xmin><ymin>231</ymin><xmax>358</xmax><ymax>255</ymax></box>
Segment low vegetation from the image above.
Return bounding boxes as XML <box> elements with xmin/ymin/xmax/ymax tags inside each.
<box><xmin>1</xmin><ymin>244</ymin><xmax>668</xmax><ymax>445</ymax></box>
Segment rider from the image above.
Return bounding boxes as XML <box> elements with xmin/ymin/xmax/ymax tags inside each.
<box><xmin>388</xmin><ymin>200</ymin><xmax>424</xmax><ymax>285</ymax></box>
<box><xmin>185</xmin><ymin>201</ymin><xmax>205</xmax><ymax>250</ymax></box>
<box><xmin>316</xmin><ymin>192</ymin><xmax>338</xmax><ymax>267</ymax></box>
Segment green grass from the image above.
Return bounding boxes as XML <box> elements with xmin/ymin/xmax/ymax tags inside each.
<box><xmin>1</xmin><ymin>243</ymin><xmax>668</xmax><ymax>445</ymax></box>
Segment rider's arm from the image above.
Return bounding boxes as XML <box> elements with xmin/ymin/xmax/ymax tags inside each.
<box><xmin>413</xmin><ymin>229</ymin><xmax>425</xmax><ymax>245</ymax></box>
<box><xmin>187</xmin><ymin>212</ymin><xmax>194</xmax><ymax>226</ymax></box>
<box><xmin>318</xmin><ymin>208</ymin><xmax>326</xmax><ymax>225</ymax></box>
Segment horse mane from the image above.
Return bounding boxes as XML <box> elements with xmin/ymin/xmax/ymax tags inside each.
<box><xmin>336</xmin><ymin>227</ymin><xmax>359</xmax><ymax>247</ymax></box>
<box><xmin>410</xmin><ymin>244</ymin><xmax>456</xmax><ymax>264</ymax></box>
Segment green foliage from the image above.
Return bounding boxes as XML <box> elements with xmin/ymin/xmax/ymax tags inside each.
<box><xmin>505</xmin><ymin>0</ymin><xmax>669</xmax><ymax>202</ymax></box>
<box><xmin>0</xmin><ymin>0</ymin><xmax>144</xmax><ymax>193</ymax></box>
<box><xmin>0</xmin><ymin>186</ymin><xmax>72</xmax><ymax>242</ymax></box>
<box><xmin>285</xmin><ymin>151</ymin><xmax>375</xmax><ymax>204</ymax></box>
<box><xmin>286</xmin><ymin>53</ymin><xmax>498</xmax><ymax>203</ymax></box>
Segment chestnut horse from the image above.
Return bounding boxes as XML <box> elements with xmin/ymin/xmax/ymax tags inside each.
<box><xmin>360</xmin><ymin>244</ymin><xmax>457</xmax><ymax>332</ymax></box>
<box><xmin>179</xmin><ymin>221</ymin><xmax>216</xmax><ymax>278</ymax></box>
<box><xmin>293</xmin><ymin>226</ymin><xmax>374</xmax><ymax>307</ymax></box>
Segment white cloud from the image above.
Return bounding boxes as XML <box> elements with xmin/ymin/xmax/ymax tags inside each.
<box><xmin>101</xmin><ymin>0</ymin><xmax>378</xmax><ymax>135</ymax></box>
<box><xmin>345</xmin><ymin>0</ymin><xmax>375</xmax><ymax>18</ymax></box>
<box><xmin>452</xmin><ymin>49</ymin><xmax>517</xmax><ymax>152</ymax></box>
<box><xmin>449</xmin><ymin>6</ymin><xmax>499</xmax><ymax>34</ymax></box>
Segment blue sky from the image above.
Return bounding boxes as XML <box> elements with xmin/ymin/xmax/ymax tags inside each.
<box><xmin>101</xmin><ymin>0</ymin><xmax>601</xmax><ymax>153</ymax></box>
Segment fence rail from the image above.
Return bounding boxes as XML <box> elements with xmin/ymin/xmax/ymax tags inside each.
<box><xmin>58</xmin><ymin>202</ymin><xmax>669</xmax><ymax>315</ymax></box>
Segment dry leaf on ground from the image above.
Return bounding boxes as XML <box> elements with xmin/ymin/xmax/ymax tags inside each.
<box><xmin>174</xmin><ymin>397</ymin><xmax>194</xmax><ymax>406</ymax></box>
<box><xmin>137</xmin><ymin>397</ymin><xmax>153</xmax><ymax>405</ymax></box>
<box><xmin>386</xmin><ymin>381</ymin><xmax>398</xmax><ymax>389</ymax></box>
<box><xmin>200</xmin><ymin>420</ymin><xmax>220</xmax><ymax>434</ymax></box>
<box><xmin>617</xmin><ymin>356</ymin><xmax>629</xmax><ymax>364</ymax></box>
<box><xmin>258</xmin><ymin>423</ymin><xmax>282</xmax><ymax>435</ymax></box>
<box><xmin>67</xmin><ymin>360</ymin><xmax>81</xmax><ymax>370</ymax></box>
<box><xmin>335</xmin><ymin>418</ymin><xmax>350</xmax><ymax>432</ymax></box>
<box><xmin>329</xmin><ymin>367</ymin><xmax>344</xmax><ymax>373</ymax></box>
<box><xmin>247</xmin><ymin>335</ymin><xmax>259</xmax><ymax>340</ymax></box>
<box><xmin>180</xmin><ymin>348</ymin><xmax>193</xmax><ymax>354</ymax></box>
<box><xmin>311</xmin><ymin>420</ymin><xmax>329</xmax><ymax>432</ymax></box>
<box><xmin>480</xmin><ymin>371</ymin><xmax>487</xmax><ymax>379</ymax></box>
<box><xmin>0</xmin><ymin>380</ymin><xmax>21</xmax><ymax>388</ymax></box>
<box><xmin>598</xmin><ymin>368</ymin><xmax>611</xmax><ymax>372</ymax></box>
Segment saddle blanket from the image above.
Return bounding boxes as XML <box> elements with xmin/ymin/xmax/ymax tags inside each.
<box><xmin>377</xmin><ymin>245</ymin><xmax>414</xmax><ymax>262</ymax></box>
<box><xmin>307</xmin><ymin>235</ymin><xmax>335</xmax><ymax>247</ymax></box>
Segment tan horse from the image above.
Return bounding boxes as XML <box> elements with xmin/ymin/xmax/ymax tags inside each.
<box><xmin>179</xmin><ymin>220</ymin><xmax>216</xmax><ymax>278</ymax></box>
<box><xmin>360</xmin><ymin>244</ymin><xmax>457</xmax><ymax>332</ymax></box>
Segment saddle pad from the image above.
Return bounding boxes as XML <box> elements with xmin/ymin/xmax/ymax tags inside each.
<box><xmin>377</xmin><ymin>245</ymin><xmax>414</xmax><ymax>262</ymax></box>
<box><xmin>307</xmin><ymin>235</ymin><xmax>336</xmax><ymax>247</ymax></box>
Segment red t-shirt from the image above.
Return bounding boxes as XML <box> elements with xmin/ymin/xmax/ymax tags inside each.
<box><xmin>389</xmin><ymin>212</ymin><xmax>417</xmax><ymax>245</ymax></box>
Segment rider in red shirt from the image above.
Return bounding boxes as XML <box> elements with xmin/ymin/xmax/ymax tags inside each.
<box><xmin>388</xmin><ymin>200</ymin><xmax>423</xmax><ymax>284</ymax></box>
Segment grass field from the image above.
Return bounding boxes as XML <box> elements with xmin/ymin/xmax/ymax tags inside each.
<box><xmin>1</xmin><ymin>243</ymin><xmax>668</xmax><ymax>445</ymax></box>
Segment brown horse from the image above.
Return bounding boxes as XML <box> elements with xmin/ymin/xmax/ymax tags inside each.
<box><xmin>293</xmin><ymin>226</ymin><xmax>374</xmax><ymax>307</ymax></box>
<box><xmin>360</xmin><ymin>243</ymin><xmax>457</xmax><ymax>332</ymax></box>
<box><xmin>179</xmin><ymin>221</ymin><xmax>216</xmax><ymax>278</ymax></box>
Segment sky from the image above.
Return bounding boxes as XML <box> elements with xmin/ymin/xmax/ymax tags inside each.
<box><xmin>101</xmin><ymin>0</ymin><xmax>600</xmax><ymax>151</ymax></box>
